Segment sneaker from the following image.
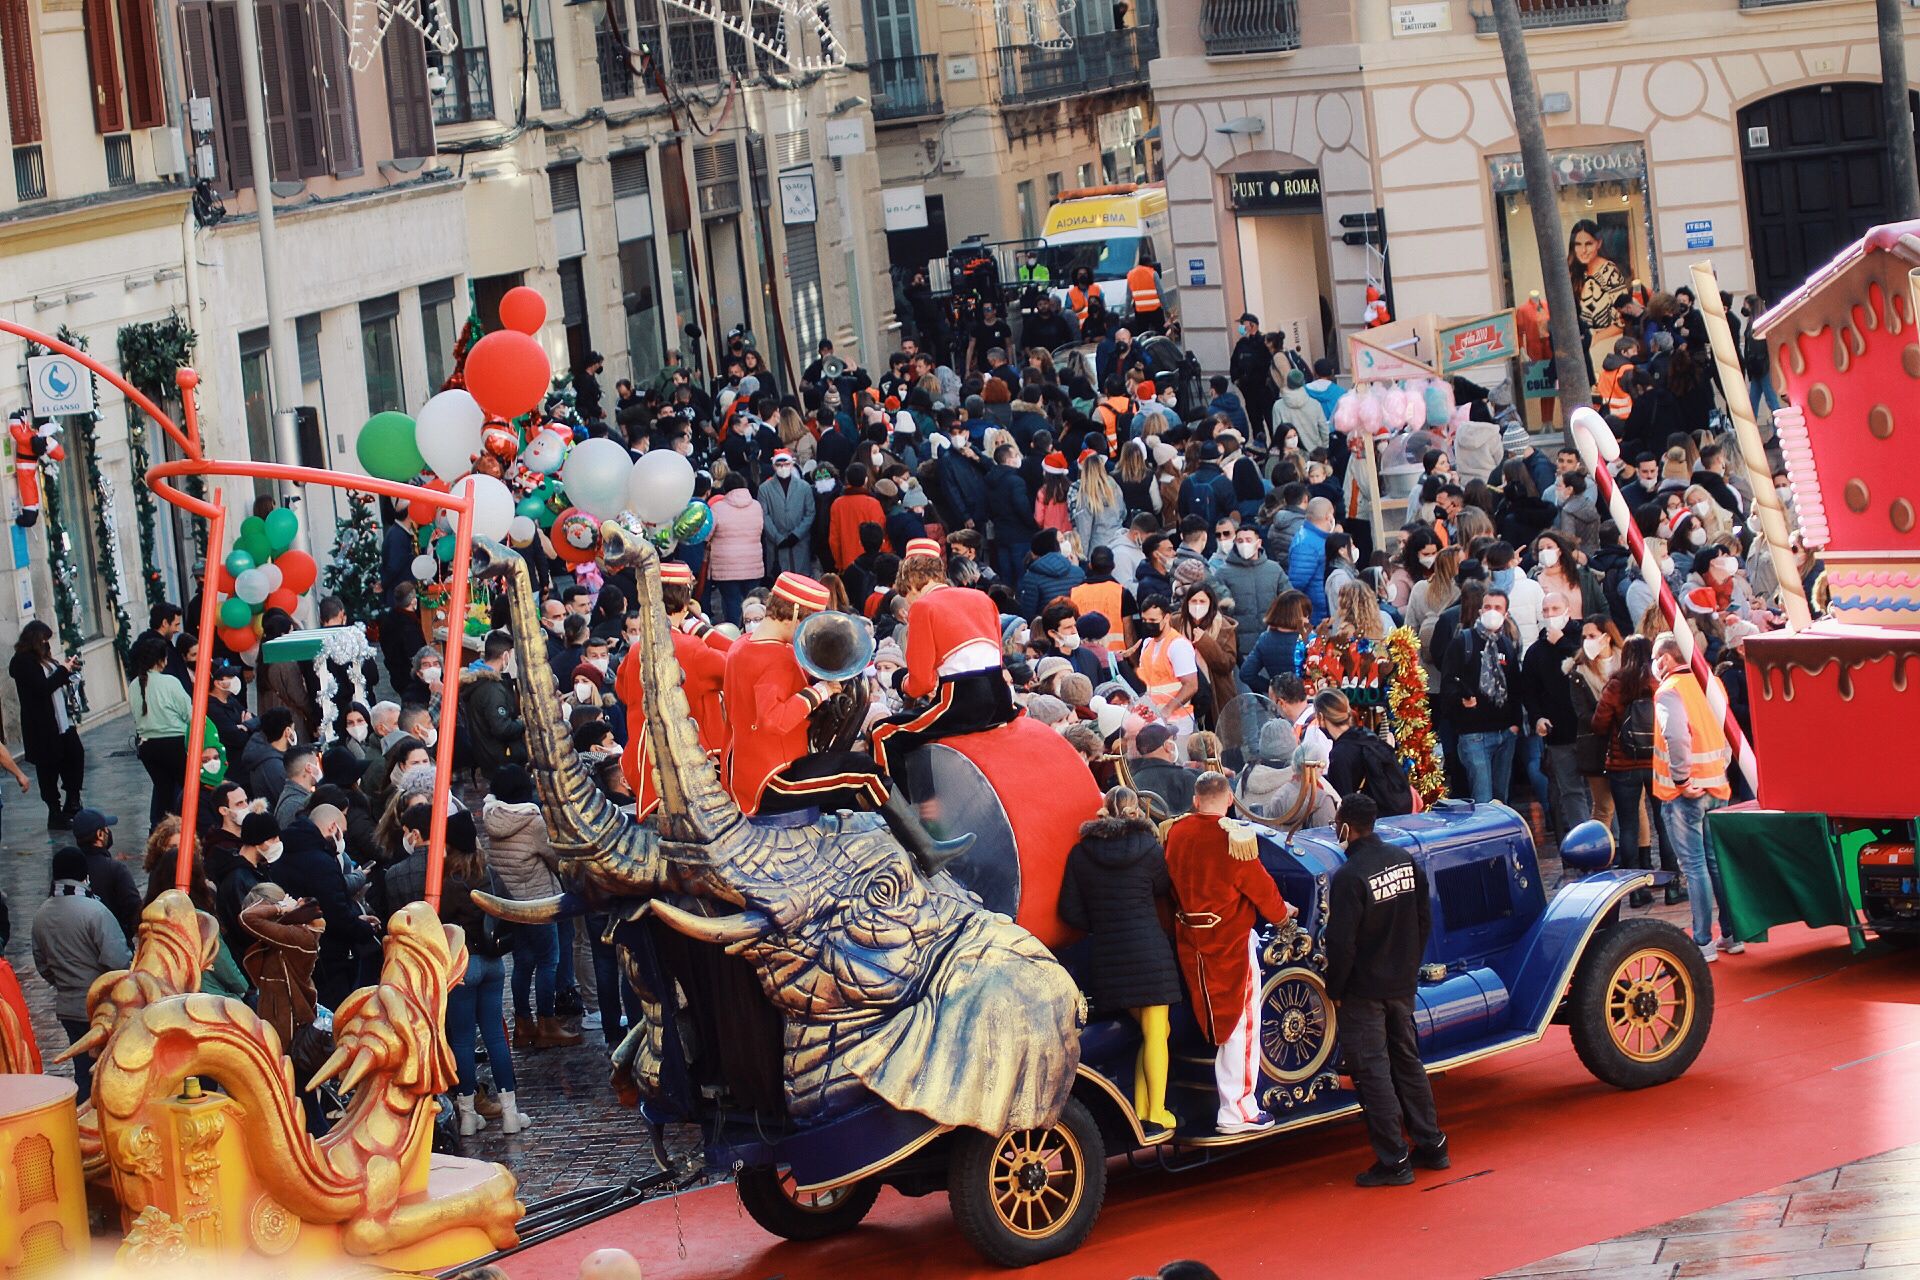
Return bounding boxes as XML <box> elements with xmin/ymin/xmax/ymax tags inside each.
<box><xmin>580</xmin><ymin>1010</ymin><xmax>603</xmax><ymax>1031</ymax></box>
<box><xmin>1411</xmin><ymin>1136</ymin><xmax>1451</xmax><ymax>1170</ymax></box>
<box><xmin>1216</xmin><ymin>1112</ymin><xmax>1277</xmax><ymax>1135</ymax></box>
<box><xmin>1720</xmin><ymin>937</ymin><xmax>1746</xmax><ymax>955</ymax></box>
<box><xmin>1699</xmin><ymin>940</ymin><xmax>1718</xmax><ymax>963</ymax></box>
<box><xmin>1355</xmin><ymin>1161</ymin><xmax>1415</xmax><ymax>1187</ymax></box>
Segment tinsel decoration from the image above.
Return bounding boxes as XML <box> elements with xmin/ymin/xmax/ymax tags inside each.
<box><xmin>309</xmin><ymin>624</ymin><xmax>376</xmax><ymax>744</ymax></box>
<box><xmin>56</xmin><ymin>328</ymin><xmax>136</xmax><ymax>674</ymax></box>
<box><xmin>117</xmin><ymin>314</ymin><xmax>198</xmax><ymax>606</ymax></box>
<box><xmin>35</xmin><ymin>442</ymin><xmax>90</xmax><ymax>722</ymax></box>
<box><xmin>1383</xmin><ymin>626</ymin><xmax>1445</xmax><ymax>805</ymax></box>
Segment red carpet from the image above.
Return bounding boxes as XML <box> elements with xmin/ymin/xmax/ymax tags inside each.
<box><xmin>504</xmin><ymin>925</ymin><xmax>1920</xmax><ymax>1279</ymax></box>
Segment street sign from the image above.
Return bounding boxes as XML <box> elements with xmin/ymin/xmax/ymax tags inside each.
<box><xmin>1187</xmin><ymin>256</ymin><xmax>1207</xmax><ymax>287</ymax></box>
<box><xmin>27</xmin><ymin>354</ymin><xmax>93</xmax><ymax>417</ymax></box>
<box><xmin>1390</xmin><ymin>3</ymin><xmax>1450</xmax><ymax>35</ymax></box>
<box><xmin>1439</xmin><ymin>311</ymin><xmax>1519</xmax><ymax>371</ymax></box>
<box><xmin>1685</xmin><ymin>218</ymin><xmax>1714</xmax><ymax>250</ymax></box>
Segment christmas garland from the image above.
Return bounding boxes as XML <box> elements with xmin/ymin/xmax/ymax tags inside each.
<box><xmin>1383</xmin><ymin>626</ymin><xmax>1445</xmax><ymax>805</ymax></box>
<box><xmin>35</xmin><ymin>424</ymin><xmax>89</xmax><ymax>720</ymax></box>
<box><xmin>117</xmin><ymin>314</ymin><xmax>199</xmax><ymax>607</ymax></box>
<box><xmin>56</xmin><ymin>328</ymin><xmax>137</xmax><ymax>674</ymax></box>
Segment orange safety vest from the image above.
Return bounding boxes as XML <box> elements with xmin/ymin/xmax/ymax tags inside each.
<box><xmin>1127</xmin><ymin>264</ymin><xmax>1161</xmax><ymax>313</ymax></box>
<box><xmin>1070</xmin><ymin>580</ymin><xmax>1128</xmax><ymax>652</ymax></box>
<box><xmin>1651</xmin><ymin>672</ymin><xmax>1733</xmax><ymax>801</ymax></box>
<box><xmin>1137</xmin><ymin>631</ymin><xmax>1193</xmax><ymax>722</ymax></box>
<box><xmin>1094</xmin><ymin>395</ymin><xmax>1131</xmax><ymax>452</ymax></box>
<box><xmin>1068</xmin><ymin>285</ymin><xmax>1090</xmax><ymax>323</ymax></box>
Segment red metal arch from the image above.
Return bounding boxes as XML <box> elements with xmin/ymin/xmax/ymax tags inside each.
<box><xmin>1</xmin><ymin>319</ymin><xmax>473</xmax><ymax>907</ymax></box>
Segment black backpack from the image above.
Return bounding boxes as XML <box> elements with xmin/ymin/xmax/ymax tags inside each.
<box><xmin>1355</xmin><ymin>730</ymin><xmax>1415</xmax><ymax>817</ymax></box>
<box><xmin>1614</xmin><ymin>695</ymin><xmax>1657</xmax><ymax>758</ymax></box>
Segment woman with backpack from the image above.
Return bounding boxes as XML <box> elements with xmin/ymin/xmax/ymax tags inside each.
<box><xmin>1590</xmin><ymin>634</ymin><xmax>1678</xmax><ymax>909</ymax></box>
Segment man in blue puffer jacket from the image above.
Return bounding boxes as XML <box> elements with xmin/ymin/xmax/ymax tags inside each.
<box><xmin>1287</xmin><ymin>497</ymin><xmax>1337</xmax><ymax>625</ymax></box>
<box><xmin>1017</xmin><ymin>528</ymin><xmax>1087</xmax><ymax>617</ymax></box>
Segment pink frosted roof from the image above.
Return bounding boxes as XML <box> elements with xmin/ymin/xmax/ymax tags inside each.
<box><xmin>1752</xmin><ymin>220</ymin><xmax>1920</xmax><ymax>340</ymax></box>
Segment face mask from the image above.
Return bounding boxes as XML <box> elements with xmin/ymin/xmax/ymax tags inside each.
<box><xmin>815</xmin><ymin>477</ymin><xmax>836</xmax><ymax>493</ymax></box>
<box><xmin>1688</xmin><ymin>527</ymin><xmax>1706</xmax><ymax>546</ymax></box>
<box><xmin>1013</xmin><ymin>627</ymin><xmax>1030</xmax><ymax>646</ymax></box>
<box><xmin>1479</xmin><ymin>609</ymin><xmax>1506</xmax><ymax>632</ymax></box>
<box><xmin>1418</xmin><ymin>552</ymin><xmax>1437</xmax><ymax>569</ymax></box>
<box><xmin>587</xmin><ymin>656</ymin><xmax>610</xmax><ymax>674</ymax></box>
<box><xmin>1057</xmin><ymin>633</ymin><xmax>1081</xmax><ymax>653</ymax></box>
<box><xmin>1536</xmin><ymin>546</ymin><xmax>1560</xmax><ymax>568</ymax></box>
<box><xmin>220</xmin><ymin>677</ymin><xmax>242</xmax><ymax>695</ymax></box>
<box><xmin>1188</xmin><ymin>600</ymin><xmax>1209</xmax><ymax>620</ymax></box>
<box><xmin>1692</xmin><ymin>500</ymin><xmax>1711</xmax><ymax>518</ymax></box>
<box><xmin>574</xmin><ymin>681</ymin><xmax>596</xmax><ymax>702</ymax></box>
<box><xmin>347</xmin><ymin>723</ymin><xmax>368</xmax><ymax>742</ymax></box>
<box><xmin>332</xmin><ymin>833</ymin><xmax>346</xmax><ymax>856</ymax></box>
<box><xmin>1543</xmin><ymin>613</ymin><xmax>1568</xmax><ymax>636</ymax></box>
<box><xmin>1235</xmin><ymin>539</ymin><xmax>1259</xmax><ymax>559</ymax></box>
<box><xmin>544</xmin><ymin>618</ymin><xmax>564</xmax><ymax>636</ymax></box>
<box><xmin>1284</xmin><ymin>434</ymin><xmax>1299</xmax><ymax>450</ymax></box>
<box><xmin>1775</xmin><ymin>484</ymin><xmax>1792</xmax><ymax>504</ymax></box>
<box><xmin>1139</xmin><ymin>620</ymin><xmax>1162</xmax><ymax>638</ymax></box>
<box><xmin>260</xmin><ymin>840</ymin><xmax>284</xmax><ymax>865</ymax></box>
<box><xmin>1583</xmin><ymin>635</ymin><xmax>1606</xmax><ymax>660</ymax></box>
<box><xmin>774</xmin><ymin>463</ymin><xmax>793</xmax><ymax>478</ymax></box>
<box><xmin>1491</xmin><ymin>567</ymin><xmax>1515</xmax><ymax>591</ymax></box>
<box><xmin>1715</xmin><ymin>556</ymin><xmax>1740</xmax><ymax>576</ymax></box>
<box><xmin>421</xmin><ymin>728</ymin><xmax>438</xmax><ymax>749</ymax></box>
<box><xmin>423</xmin><ymin>667</ymin><xmax>443</xmax><ymax>687</ymax></box>
<box><xmin>1659</xmin><ymin>555</ymin><xmax>1676</xmax><ymax>576</ymax></box>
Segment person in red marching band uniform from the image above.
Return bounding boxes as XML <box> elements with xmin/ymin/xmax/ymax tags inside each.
<box><xmin>722</xmin><ymin>569</ymin><xmax>969</xmax><ymax>871</ymax></box>
<box><xmin>619</xmin><ymin>560</ymin><xmax>732</xmax><ymax>818</ymax></box>
<box><xmin>868</xmin><ymin>538</ymin><xmax>1017</xmax><ymax>776</ymax></box>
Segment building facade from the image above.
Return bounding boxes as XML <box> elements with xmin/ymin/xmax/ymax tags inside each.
<box><xmin>433</xmin><ymin>0</ymin><xmax>897</xmax><ymax>394</ymax></box>
<box><xmin>1154</xmin><ymin>0</ymin><xmax>1920</xmax><ymax>376</ymax></box>
<box><xmin>866</xmin><ymin>0</ymin><xmax>1160</xmax><ymax>282</ymax></box>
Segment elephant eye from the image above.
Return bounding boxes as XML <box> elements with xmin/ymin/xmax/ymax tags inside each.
<box><xmin>865</xmin><ymin>866</ymin><xmax>908</xmax><ymax>909</ymax></box>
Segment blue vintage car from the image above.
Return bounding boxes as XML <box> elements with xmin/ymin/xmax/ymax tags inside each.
<box><xmin>632</xmin><ymin>797</ymin><xmax>1713</xmax><ymax>1269</ymax></box>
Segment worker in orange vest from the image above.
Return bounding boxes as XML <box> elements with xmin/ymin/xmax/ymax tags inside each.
<box><xmin>1649</xmin><ymin>633</ymin><xmax>1738</xmax><ymax>960</ymax></box>
<box><xmin>1127</xmin><ymin>256</ymin><xmax>1165</xmax><ymax>333</ymax></box>
<box><xmin>1067</xmin><ymin>268</ymin><xmax>1095</xmax><ymax>325</ymax></box>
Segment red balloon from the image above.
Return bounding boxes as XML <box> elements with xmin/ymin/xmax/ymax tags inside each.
<box><xmin>465</xmin><ymin>330</ymin><xmax>551</xmax><ymax>421</ymax></box>
<box><xmin>409</xmin><ymin>477</ymin><xmax>451</xmax><ymax>526</ymax></box>
<box><xmin>275</xmin><ymin>549</ymin><xmax>318</xmax><ymax>594</ymax></box>
<box><xmin>218</xmin><ymin>625</ymin><xmax>258</xmax><ymax>653</ymax></box>
<box><xmin>498</xmin><ymin>286</ymin><xmax>547</xmax><ymax>335</ymax></box>
<box><xmin>212</xmin><ymin>563</ymin><xmax>236</xmax><ymax>595</ymax></box>
<box><xmin>265</xmin><ymin>588</ymin><xmax>299</xmax><ymax>614</ymax></box>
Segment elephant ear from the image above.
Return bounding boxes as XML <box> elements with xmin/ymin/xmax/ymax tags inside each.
<box><xmin>838</xmin><ymin>914</ymin><xmax>1085</xmax><ymax>1134</ymax></box>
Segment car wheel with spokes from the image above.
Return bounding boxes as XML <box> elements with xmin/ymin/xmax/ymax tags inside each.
<box><xmin>947</xmin><ymin>1098</ymin><xmax>1106</xmax><ymax>1268</ymax></box>
<box><xmin>1569</xmin><ymin>916</ymin><xmax>1714</xmax><ymax>1089</ymax></box>
<box><xmin>735</xmin><ymin>1166</ymin><xmax>880</xmax><ymax>1242</ymax></box>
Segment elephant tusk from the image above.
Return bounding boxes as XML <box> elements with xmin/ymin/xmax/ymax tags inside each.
<box><xmin>473</xmin><ymin>890</ymin><xmax>565</xmax><ymax>924</ymax></box>
<box><xmin>646</xmin><ymin>900</ymin><xmax>771</xmax><ymax>947</ymax></box>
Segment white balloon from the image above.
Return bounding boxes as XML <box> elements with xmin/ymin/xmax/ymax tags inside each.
<box><xmin>507</xmin><ymin>515</ymin><xmax>537</xmax><ymax>545</ymax></box>
<box><xmin>233</xmin><ymin>567</ymin><xmax>271</xmax><ymax>605</ymax></box>
<box><xmin>628</xmin><ymin>449</ymin><xmax>697</xmax><ymax>525</ymax></box>
<box><xmin>451</xmin><ymin>473</ymin><xmax>516</xmax><ymax>542</ymax></box>
<box><xmin>412</xmin><ymin>554</ymin><xmax>438</xmax><ymax>581</ymax></box>
<box><xmin>255</xmin><ymin>562</ymin><xmax>284</xmax><ymax>593</ymax></box>
<box><xmin>415</xmin><ymin>389</ymin><xmax>486</xmax><ymax>482</ymax></box>
<box><xmin>562</xmin><ymin>437</ymin><xmax>636</xmax><ymax>519</ymax></box>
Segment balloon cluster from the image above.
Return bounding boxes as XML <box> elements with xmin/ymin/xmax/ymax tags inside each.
<box><xmin>212</xmin><ymin>506</ymin><xmax>316</xmax><ymax>652</ymax></box>
<box><xmin>353</xmin><ymin>285</ymin><xmax>711</xmax><ymax>575</ymax></box>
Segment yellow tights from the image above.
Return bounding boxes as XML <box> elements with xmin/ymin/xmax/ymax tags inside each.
<box><xmin>1130</xmin><ymin>1005</ymin><xmax>1176</xmax><ymax>1131</ymax></box>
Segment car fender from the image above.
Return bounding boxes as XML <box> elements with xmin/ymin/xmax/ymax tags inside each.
<box><xmin>1500</xmin><ymin>870</ymin><xmax>1659</xmax><ymax>1035</ymax></box>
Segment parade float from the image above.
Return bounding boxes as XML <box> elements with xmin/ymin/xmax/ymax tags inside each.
<box><xmin>1701</xmin><ymin>223</ymin><xmax>1920</xmax><ymax>949</ymax></box>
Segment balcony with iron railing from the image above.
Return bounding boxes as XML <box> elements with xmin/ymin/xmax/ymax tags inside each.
<box><xmin>535</xmin><ymin>36</ymin><xmax>562</xmax><ymax>109</ymax></box>
<box><xmin>1471</xmin><ymin>0</ymin><xmax>1627</xmax><ymax>32</ymax></box>
<box><xmin>432</xmin><ymin>47</ymin><xmax>494</xmax><ymax>124</ymax></box>
<box><xmin>870</xmin><ymin>53</ymin><xmax>943</xmax><ymax>121</ymax></box>
<box><xmin>598</xmin><ymin>25</ymin><xmax>635</xmax><ymax>99</ymax></box>
<box><xmin>1201</xmin><ymin>0</ymin><xmax>1299</xmax><ymax>56</ymax></box>
<box><xmin>997</xmin><ymin>26</ymin><xmax>1157</xmax><ymax>106</ymax></box>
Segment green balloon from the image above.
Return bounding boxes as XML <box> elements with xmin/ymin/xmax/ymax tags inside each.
<box><xmin>238</xmin><ymin>516</ymin><xmax>273</xmax><ymax>565</ymax></box>
<box><xmin>224</xmin><ymin>549</ymin><xmax>256</xmax><ymax>580</ymax></box>
<box><xmin>356</xmin><ymin>410</ymin><xmax>424</xmax><ymax>482</ymax></box>
<box><xmin>265</xmin><ymin>506</ymin><xmax>299</xmax><ymax>555</ymax></box>
<box><xmin>218</xmin><ymin>596</ymin><xmax>253</xmax><ymax>630</ymax></box>
<box><xmin>434</xmin><ymin>535</ymin><xmax>457</xmax><ymax>563</ymax></box>
<box><xmin>515</xmin><ymin>492</ymin><xmax>549</xmax><ymax>522</ymax></box>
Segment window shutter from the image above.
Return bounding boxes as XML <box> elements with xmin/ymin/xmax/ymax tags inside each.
<box><xmin>210</xmin><ymin>0</ymin><xmax>254</xmax><ymax>188</ymax></box>
<box><xmin>117</xmin><ymin>0</ymin><xmax>166</xmax><ymax>128</ymax></box>
<box><xmin>83</xmin><ymin>0</ymin><xmax>125</xmax><ymax>134</ymax></box>
<box><xmin>275</xmin><ymin>1</ymin><xmax>326</xmax><ymax>178</ymax></box>
<box><xmin>383</xmin><ymin>29</ymin><xmax>433</xmax><ymax>157</ymax></box>
<box><xmin>313</xmin><ymin>7</ymin><xmax>361</xmax><ymax>176</ymax></box>
<box><xmin>0</xmin><ymin>0</ymin><xmax>41</xmax><ymax>145</ymax></box>
<box><xmin>251</xmin><ymin>0</ymin><xmax>294</xmax><ymax>178</ymax></box>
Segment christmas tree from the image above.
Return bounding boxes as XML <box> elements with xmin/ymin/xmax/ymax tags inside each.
<box><xmin>325</xmin><ymin>490</ymin><xmax>384</xmax><ymax>621</ymax></box>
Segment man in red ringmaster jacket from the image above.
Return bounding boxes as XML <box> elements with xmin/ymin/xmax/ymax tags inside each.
<box><xmin>868</xmin><ymin>538</ymin><xmax>1016</xmax><ymax>776</ymax></box>
<box><xmin>1165</xmin><ymin>772</ymin><xmax>1295</xmax><ymax>1136</ymax></box>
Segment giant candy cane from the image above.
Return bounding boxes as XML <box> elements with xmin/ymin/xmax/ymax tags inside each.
<box><xmin>1568</xmin><ymin>408</ymin><xmax>1760</xmax><ymax>795</ymax></box>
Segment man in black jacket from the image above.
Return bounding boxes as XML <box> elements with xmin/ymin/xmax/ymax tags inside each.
<box><xmin>1324</xmin><ymin>794</ymin><xmax>1447</xmax><ymax>1186</ymax></box>
<box><xmin>267</xmin><ymin>803</ymin><xmax>375</xmax><ymax>1005</ymax></box>
<box><xmin>986</xmin><ymin>443</ymin><xmax>1039</xmax><ymax>589</ymax></box>
<box><xmin>72</xmin><ymin>808</ymin><xmax>141</xmax><ymax>945</ymax></box>
<box><xmin>1229</xmin><ymin>313</ymin><xmax>1275</xmax><ymax>434</ymax></box>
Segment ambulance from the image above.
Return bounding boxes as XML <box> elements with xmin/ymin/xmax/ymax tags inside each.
<box><xmin>1038</xmin><ymin>183</ymin><xmax>1177</xmax><ymax>328</ymax></box>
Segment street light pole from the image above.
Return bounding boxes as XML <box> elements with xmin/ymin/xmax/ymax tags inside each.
<box><xmin>232</xmin><ymin>0</ymin><xmax>313</xmax><ymax>559</ymax></box>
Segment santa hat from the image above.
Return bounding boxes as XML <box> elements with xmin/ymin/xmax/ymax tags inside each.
<box><xmin>1137</xmin><ymin>380</ymin><xmax>1157</xmax><ymax>398</ymax></box>
<box><xmin>893</xmin><ymin>411</ymin><xmax>918</xmax><ymax>435</ymax></box>
<box><xmin>772</xmin><ymin>448</ymin><xmax>794</xmax><ymax>465</ymax></box>
<box><xmin>1043</xmin><ymin>451</ymin><xmax>1069</xmax><ymax>476</ymax></box>
<box><xmin>1681</xmin><ymin>585</ymin><xmax>1720</xmax><ymax>615</ymax></box>
<box><xmin>884</xmin><ymin>395</ymin><xmax>902</xmax><ymax>411</ymax></box>
<box><xmin>658</xmin><ymin>561</ymin><xmax>695</xmax><ymax>587</ymax></box>
<box><xmin>772</xmin><ymin>572</ymin><xmax>830</xmax><ymax>612</ymax></box>
<box><xmin>904</xmin><ymin>537</ymin><xmax>944</xmax><ymax>561</ymax></box>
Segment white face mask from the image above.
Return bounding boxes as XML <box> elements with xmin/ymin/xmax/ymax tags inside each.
<box><xmin>1188</xmin><ymin>600</ymin><xmax>1209</xmax><ymax>620</ymax></box>
<box><xmin>574</xmin><ymin>681</ymin><xmax>596</xmax><ymax>703</ymax></box>
<box><xmin>814</xmin><ymin>477</ymin><xmax>835</xmax><ymax>493</ymax></box>
<box><xmin>421</xmin><ymin>727</ymin><xmax>438</xmax><ymax>749</ymax></box>
<box><xmin>774</xmin><ymin>463</ymin><xmax>794</xmax><ymax>478</ymax></box>
<box><xmin>1543</xmin><ymin>613</ymin><xmax>1568</xmax><ymax>636</ymax></box>
<box><xmin>1659</xmin><ymin>555</ymin><xmax>1676</xmax><ymax>576</ymax></box>
<box><xmin>1536</xmin><ymin>546</ymin><xmax>1561</xmax><ymax>568</ymax></box>
<box><xmin>260</xmin><ymin>840</ymin><xmax>284</xmax><ymax>865</ymax></box>
<box><xmin>1714</xmin><ymin>555</ymin><xmax>1740</xmax><ymax>577</ymax></box>
<box><xmin>587</xmin><ymin>656</ymin><xmax>609</xmax><ymax>674</ymax></box>
<box><xmin>1775</xmin><ymin>484</ymin><xmax>1792</xmax><ymax>504</ymax></box>
<box><xmin>332</xmin><ymin>833</ymin><xmax>346</xmax><ymax>856</ymax></box>
<box><xmin>1013</xmin><ymin>627</ymin><xmax>1031</xmax><ymax>646</ymax></box>
<box><xmin>1057</xmin><ymin>632</ymin><xmax>1081</xmax><ymax>653</ymax></box>
<box><xmin>1692</xmin><ymin>500</ymin><xmax>1711</xmax><ymax>518</ymax></box>
<box><xmin>1688</xmin><ymin>527</ymin><xmax>1707</xmax><ymax>546</ymax></box>
<box><xmin>1235</xmin><ymin>539</ymin><xmax>1259</xmax><ymax>559</ymax></box>
<box><xmin>347</xmin><ymin>723</ymin><xmax>368</xmax><ymax>742</ymax></box>
<box><xmin>1418</xmin><ymin>552</ymin><xmax>1437</xmax><ymax>569</ymax></box>
<box><xmin>220</xmin><ymin>676</ymin><xmax>243</xmax><ymax>695</ymax></box>
<box><xmin>544</xmin><ymin>617</ymin><xmax>564</xmax><ymax>635</ymax></box>
<box><xmin>423</xmin><ymin>666</ymin><xmax>443</xmax><ymax>688</ymax></box>
<box><xmin>1479</xmin><ymin>609</ymin><xmax>1506</xmax><ymax>633</ymax></box>
<box><xmin>1582</xmin><ymin>635</ymin><xmax>1607</xmax><ymax>660</ymax></box>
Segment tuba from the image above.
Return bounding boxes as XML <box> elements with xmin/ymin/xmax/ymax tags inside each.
<box><xmin>794</xmin><ymin>610</ymin><xmax>876</xmax><ymax>754</ymax></box>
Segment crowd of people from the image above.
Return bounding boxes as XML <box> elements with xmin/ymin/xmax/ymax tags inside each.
<box><xmin>8</xmin><ymin>280</ymin><xmax>1793</xmax><ymax>1183</ymax></box>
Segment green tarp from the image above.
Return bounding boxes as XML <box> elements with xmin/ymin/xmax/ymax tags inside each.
<box><xmin>1707</xmin><ymin>807</ymin><xmax>1868</xmax><ymax>953</ymax></box>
